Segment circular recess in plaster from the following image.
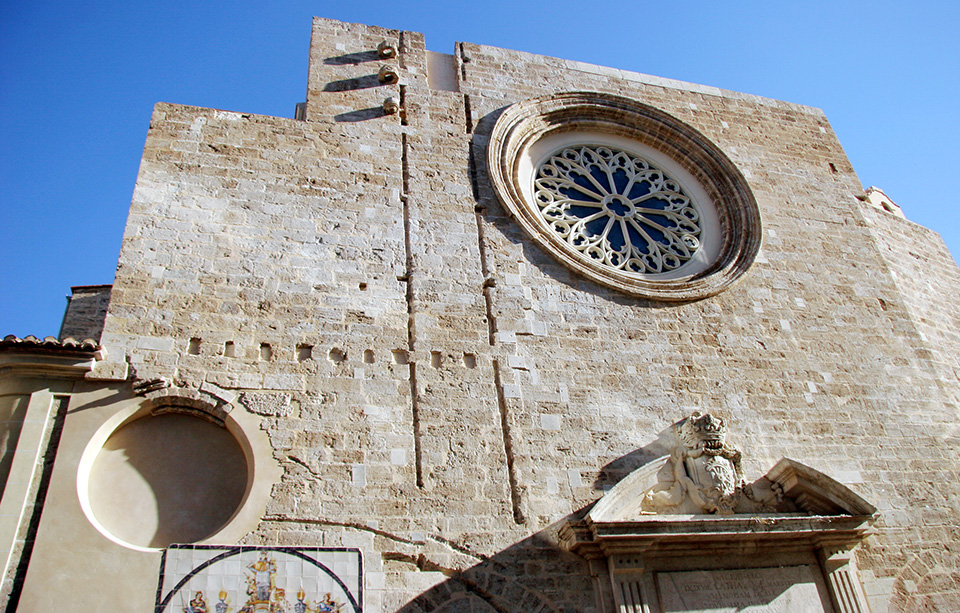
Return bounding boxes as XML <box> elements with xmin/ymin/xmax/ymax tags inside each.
<box><xmin>487</xmin><ymin>92</ymin><xmax>762</xmax><ymax>301</ymax></box>
<box><xmin>83</xmin><ymin>411</ymin><xmax>249</xmax><ymax>550</ymax></box>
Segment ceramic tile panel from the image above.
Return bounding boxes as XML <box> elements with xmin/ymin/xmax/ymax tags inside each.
<box><xmin>156</xmin><ymin>545</ymin><xmax>362</xmax><ymax>613</ymax></box>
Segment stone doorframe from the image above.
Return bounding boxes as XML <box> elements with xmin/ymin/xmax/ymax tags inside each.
<box><xmin>560</xmin><ymin>459</ymin><xmax>877</xmax><ymax>613</ymax></box>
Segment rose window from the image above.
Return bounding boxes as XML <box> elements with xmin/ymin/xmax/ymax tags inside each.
<box><xmin>534</xmin><ymin>145</ymin><xmax>702</xmax><ymax>275</ymax></box>
<box><xmin>487</xmin><ymin>92</ymin><xmax>762</xmax><ymax>301</ymax></box>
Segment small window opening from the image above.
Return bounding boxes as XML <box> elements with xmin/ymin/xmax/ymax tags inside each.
<box><xmin>363</xmin><ymin>349</ymin><xmax>375</xmax><ymax>364</ymax></box>
<box><xmin>328</xmin><ymin>348</ymin><xmax>346</xmax><ymax>363</ymax></box>
<box><xmin>392</xmin><ymin>349</ymin><xmax>408</xmax><ymax>365</ymax></box>
<box><xmin>430</xmin><ymin>351</ymin><xmax>442</xmax><ymax>368</ymax></box>
<box><xmin>223</xmin><ymin>341</ymin><xmax>236</xmax><ymax>358</ymax></box>
<box><xmin>297</xmin><ymin>344</ymin><xmax>313</xmax><ymax>362</ymax></box>
<box><xmin>259</xmin><ymin>343</ymin><xmax>273</xmax><ymax>361</ymax></box>
<box><xmin>463</xmin><ymin>353</ymin><xmax>477</xmax><ymax>368</ymax></box>
<box><xmin>188</xmin><ymin>338</ymin><xmax>201</xmax><ymax>355</ymax></box>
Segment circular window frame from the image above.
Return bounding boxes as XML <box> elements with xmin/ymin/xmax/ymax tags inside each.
<box><xmin>487</xmin><ymin>92</ymin><xmax>761</xmax><ymax>301</ymax></box>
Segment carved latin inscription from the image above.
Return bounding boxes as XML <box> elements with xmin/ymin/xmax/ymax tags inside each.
<box><xmin>657</xmin><ymin>566</ymin><xmax>830</xmax><ymax>613</ymax></box>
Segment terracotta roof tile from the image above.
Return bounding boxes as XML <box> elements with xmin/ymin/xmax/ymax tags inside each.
<box><xmin>0</xmin><ymin>335</ymin><xmax>100</xmax><ymax>352</ymax></box>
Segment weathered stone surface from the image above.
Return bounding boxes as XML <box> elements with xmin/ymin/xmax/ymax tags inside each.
<box><xmin>238</xmin><ymin>391</ymin><xmax>292</xmax><ymax>417</ymax></box>
<box><xmin>658</xmin><ymin>566</ymin><xmax>828</xmax><ymax>612</ymax></box>
<box><xmin>58</xmin><ymin>285</ymin><xmax>111</xmax><ymax>342</ymax></box>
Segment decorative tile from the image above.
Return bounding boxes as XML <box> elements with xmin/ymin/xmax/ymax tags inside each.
<box><xmin>157</xmin><ymin>545</ymin><xmax>362</xmax><ymax>612</ymax></box>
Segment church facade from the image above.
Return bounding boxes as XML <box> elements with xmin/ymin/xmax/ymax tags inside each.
<box><xmin>2</xmin><ymin>17</ymin><xmax>959</xmax><ymax>612</ymax></box>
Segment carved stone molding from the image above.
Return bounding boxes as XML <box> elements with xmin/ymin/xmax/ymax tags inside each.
<box><xmin>560</xmin><ymin>412</ymin><xmax>878</xmax><ymax>612</ymax></box>
<box><xmin>0</xmin><ymin>335</ymin><xmax>102</xmax><ymax>378</ymax></box>
<box><xmin>487</xmin><ymin>92</ymin><xmax>762</xmax><ymax>301</ymax></box>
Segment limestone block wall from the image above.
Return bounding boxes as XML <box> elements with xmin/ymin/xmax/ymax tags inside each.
<box><xmin>859</xmin><ymin>203</ymin><xmax>960</xmax><ymax>401</ymax></box>
<box><xmin>58</xmin><ymin>284</ymin><xmax>111</xmax><ymax>342</ymax></box>
<box><xmin>21</xmin><ymin>17</ymin><xmax>960</xmax><ymax>612</ymax></box>
<box><xmin>455</xmin><ymin>38</ymin><xmax>960</xmax><ymax>611</ymax></box>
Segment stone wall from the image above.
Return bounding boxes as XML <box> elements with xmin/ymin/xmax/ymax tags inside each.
<box><xmin>859</xmin><ymin>203</ymin><xmax>960</xmax><ymax>401</ymax></box>
<box><xmin>58</xmin><ymin>284</ymin><xmax>111</xmax><ymax>342</ymax></box>
<box><xmin>26</xmin><ymin>17</ymin><xmax>960</xmax><ymax>611</ymax></box>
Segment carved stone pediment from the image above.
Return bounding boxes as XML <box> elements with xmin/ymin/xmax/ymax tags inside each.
<box><xmin>560</xmin><ymin>412</ymin><xmax>878</xmax><ymax>613</ymax></box>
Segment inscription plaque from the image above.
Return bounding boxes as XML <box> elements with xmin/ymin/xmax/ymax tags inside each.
<box><xmin>656</xmin><ymin>565</ymin><xmax>830</xmax><ymax>613</ymax></box>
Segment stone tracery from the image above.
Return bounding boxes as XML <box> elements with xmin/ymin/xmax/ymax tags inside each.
<box><xmin>534</xmin><ymin>145</ymin><xmax>703</xmax><ymax>275</ymax></box>
<box><xmin>486</xmin><ymin>91</ymin><xmax>763</xmax><ymax>301</ymax></box>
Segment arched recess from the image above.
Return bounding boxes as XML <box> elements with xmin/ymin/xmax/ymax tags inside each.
<box><xmin>77</xmin><ymin>388</ymin><xmax>281</xmax><ymax>552</ymax></box>
<box><xmin>561</xmin><ymin>458</ymin><xmax>878</xmax><ymax>613</ymax></box>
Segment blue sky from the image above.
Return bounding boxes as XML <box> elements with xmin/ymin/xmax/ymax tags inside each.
<box><xmin>2</xmin><ymin>1</ymin><xmax>958</xmax><ymax>338</ymax></box>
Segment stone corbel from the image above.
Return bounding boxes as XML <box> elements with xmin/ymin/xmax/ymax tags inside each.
<box><xmin>377</xmin><ymin>40</ymin><xmax>397</xmax><ymax>59</ymax></box>
<box><xmin>378</xmin><ymin>65</ymin><xmax>399</xmax><ymax>84</ymax></box>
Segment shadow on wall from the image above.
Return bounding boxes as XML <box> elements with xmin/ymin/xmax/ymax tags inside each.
<box><xmin>395</xmin><ymin>518</ymin><xmax>806</xmax><ymax>612</ymax></box>
<box><xmin>87</xmin><ymin>412</ymin><xmax>248</xmax><ymax>548</ymax></box>
<box><xmin>395</xmin><ymin>530</ymin><xmax>591</xmax><ymax>613</ymax></box>
<box><xmin>592</xmin><ymin>427</ymin><xmax>676</xmax><ymax>492</ymax></box>
<box><xmin>0</xmin><ymin>395</ymin><xmax>30</xmax><ymax>495</ymax></box>
<box><xmin>394</xmin><ymin>413</ymin><xmax>886</xmax><ymax>612</ymax></box>
<box><xmin>335</xmin><ymin>108</ymin><xmax>388</xmax><ymax>123</ymax></box>
<box><xmin>394</xmin><ymin>425</ymin><xmax>680</xmax><ymax>612</ymax></box>
<box><xmin>324</xmin><ymin>50</ymin><xmax>381</xmax><ymax>65</ymax></box>
<box><xmin>324</xmin><ymin>75</ymin><xmax>383</xmax><ymax>92</ymax></box>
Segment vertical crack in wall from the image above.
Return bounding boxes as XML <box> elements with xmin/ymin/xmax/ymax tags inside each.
<box><xmin>401</xmin><ymin>133</ymin><xmax>424</xmax><ymax>489</ymax></box>
<box><xmin>470</xmin><ymin>145</ymin><xmax>524</xmax><ymax>523</ymax></box>
<box><xmin>408</xmin><ymin>361</ymin><xmax>423</xmax><ymax>489</ymax></box>
<box><xmin>398</xmin><ymin>31</ymin><xmax>407</xmax><ymax>70</ymax></box>
<box><xmin>467</xmin><ymin>144</ymin><xmax>481</xmax><ymax>203</ymax></box>
<box><xmin>463</xmin><ymin>94</ymin><xmax>473</xmax><ymax>134</ymax></box>
<box><xmin>493</xmin><ymin>359</ymin><xmax>525</xmax><ymax>525</ymax></box>
<box><xmin>470</xmin><ymin>148</ymin><xmax>496</xmax><ymax>345</ymax></box>
<box><xmin>457</xmin><ymin>42</ymin><xmax>469</xmax><ymax>83</ymax></box>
